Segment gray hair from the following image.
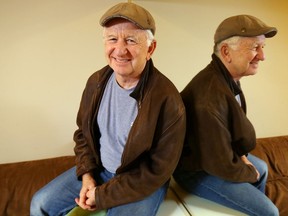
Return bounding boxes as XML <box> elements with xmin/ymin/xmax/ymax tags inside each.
<box><xmin>146</xmin><ymin>29</ymin><xmax>155</xmax><ymax>47</ymax></box>
<box><xmin>214</xmin><ymin>36</ymin><xmax>241</xmax><ymax>57</ymax></box>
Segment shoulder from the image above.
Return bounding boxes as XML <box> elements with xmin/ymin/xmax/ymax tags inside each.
<box><xmin>150</xmin><ymin>67</ymin><xmax>180</xmax><ymax>95</ymax></box>
<box><xmin>142</xmin><ymin>67</ymin><xmax>184</xmax><ymax>112</ymax></box>
<box><xmin>87</xmin><ymin>65</ymin><xmax>111</xmax><ymax>84</ymax></box>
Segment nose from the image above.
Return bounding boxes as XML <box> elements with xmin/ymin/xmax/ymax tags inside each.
<box><xmin>257</xmin><ymin>46</ymin><xmax>265</xmax><ymax>61</ymax></box>
<box><xmin>114</xmin><ymin>40</ymin><xmax>128</xmax><ymax>55</ymax></box>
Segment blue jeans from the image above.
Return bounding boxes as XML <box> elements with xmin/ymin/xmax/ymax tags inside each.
<box><xmin>30</xmin><ymin>167</ymin><xmax>168</xmax><ymax>216</ymax></box>
<box><xmin>173</xmin><ymin>154</ymin><xmax>279</xmax><ymax>216</ymax></box>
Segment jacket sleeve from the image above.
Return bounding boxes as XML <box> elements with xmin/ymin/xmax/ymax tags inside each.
<box><xmin>94</xmin><ymin>96</ymin><xmax>186</xmax><ymax>210</ymax></box>
<box><xmin>73</xmin><ymin>74</ymin><xmax>100</xmax><ymax>178</ymax></box>
<box><xmin>195</xmin><ymin>104</ymin><xmax>258</xmax><ymax>183</ymax></box>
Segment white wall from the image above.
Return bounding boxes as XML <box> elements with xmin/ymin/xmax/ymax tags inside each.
<box><xmin>1</xmin><ymin>0</ymin><xmax>287</xmax><ymax>163</ymax></box>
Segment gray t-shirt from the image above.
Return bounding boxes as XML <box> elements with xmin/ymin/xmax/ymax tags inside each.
<box><xmin>97</xmin><ymin>73</ymin><xmax>138</xmax><ymax>173</ymax></box>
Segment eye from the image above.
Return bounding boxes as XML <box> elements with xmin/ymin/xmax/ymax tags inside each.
<box><xmin>108</xmin><ymin>37</ymin><xmax>117</xmax><ymax>42</ymax></box>
<box><xmin>104</xmin><ymin>36</ymin><xmax>117</xmax><ymax>44</ymax></box>
<box><xmin>126</xmin><ymin>38</ymin><xmax>137</xmax><ymax>45</ymax></box>
<box><xmin>251</xmin><ymin>45</ymin><xmax>258</xmax><ymax>51</ymax></box>
<box><xmin>250</xmin><ymin>43</ymin><xmax>265</xmax><ymax>51</ymax></box>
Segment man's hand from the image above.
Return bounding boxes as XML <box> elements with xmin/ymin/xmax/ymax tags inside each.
<box><xmin>85</xmin><ymin>187</ymin><xmax>97</xmax><ymax>207</ymax></box>
<box><xmin>75</xmin><ymin>172</ymin><xmax>97</xmax><ymax>211</ymax></box>
<box><xmin>241</xmin><ymin>155</ymin><xmax>260</xmax><ymax>180</ymax></box>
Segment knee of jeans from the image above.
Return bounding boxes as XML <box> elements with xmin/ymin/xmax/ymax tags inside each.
<box><xmin>256</xmin><ymin>159</ymin><xmax>268</xmax><ymax>176</ymax></box>
<box><xmin>30</xmin><ymin>190</ymin><xmax>48</xmax><ymax>215</ymax></box>
<box><xmin>266</xmin><ymin>204</ymin><xmax>279</xmax><ymax>216</ymax></box>
<box><xmin>262</xmin><ymin>164</ymin><xmax>268</xmax><ymax>179</ymax></box>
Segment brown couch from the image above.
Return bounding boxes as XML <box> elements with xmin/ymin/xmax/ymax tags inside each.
<box><xmin>0</xmin><ymin>136</ymin><xmax>287</xmax><ymax>216</ymax></box>
<box><xmin>251</xmin><ymin>136</ymin><xmax>288</xmax><ymax>216</ymax></box>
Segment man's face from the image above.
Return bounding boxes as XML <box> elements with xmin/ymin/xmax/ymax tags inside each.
<box><xmin>228</xmin><ymin>35</ymin><xmax>266</xmax><ymax>80</ymax></box>
<box><xmin>103</xmin><ymin>19</ymin><xmax>154</xmax><ymax>83</ymax></box>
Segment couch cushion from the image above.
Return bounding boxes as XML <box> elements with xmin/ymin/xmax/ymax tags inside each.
<box><xmin>0</xmin><ymin>156</ymin><xmax>75</xmax><ymax>216</ymax></box>
<box><xmin>251</xmin><ymin>136</ymin><xmax>288</xmax><ymax>216</ymax></box>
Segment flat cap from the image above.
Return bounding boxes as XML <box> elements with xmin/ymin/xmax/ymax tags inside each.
<box><xmin>100</xmin><ymin>2</ymin><xmax>156</xmax><ymax>35</ymax></box>
<box><xmin>214</xmin><ymin>14</ymin><xmax>277</xmax><ymax>43</ymax></box>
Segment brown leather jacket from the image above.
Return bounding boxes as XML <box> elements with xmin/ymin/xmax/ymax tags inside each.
<box><xmin>176</xmin><ymin>54</ymin><xmax>258</xmax><ymax>183</ymax></box>
<box><xmin>73</xmin><ymin>59</ymin><xmax>186</xmax><ymax>210</ymax></box>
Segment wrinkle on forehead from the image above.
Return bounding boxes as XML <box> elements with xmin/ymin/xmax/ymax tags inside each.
<box><xmin>104</xmin><ymin>27</ymin><xmax>145</xmax><ymax>37</ymax></box>
<box><xmin>240</xmin><ymin>35</ymin><xmax>266</xmax><ymax>46</ymax></box>
<box><xmin>103</xmin><ymin>22</ymin><xmax>148</xmax><ymax>43</ymax></box>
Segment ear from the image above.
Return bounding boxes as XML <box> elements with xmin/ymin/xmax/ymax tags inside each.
<box><xmin>220</xmin><ymin>44</ymin><xmax>232</xmax><ymax>63</ymax></box>
<box><xmin>146</xmin><ymin>40</ymin><xmax>157</xmax><ymax>60</ymax></box>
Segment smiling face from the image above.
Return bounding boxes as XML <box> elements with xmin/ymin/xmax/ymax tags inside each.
<box><xmin>220</xmin><ymin>35</ymin><xmax>266</xmax><ymax>81</ymax></box>
<box><xmin>103</xmin><ymin>18</ymin><xmax>155</xmax><ymax>88</ymax></box>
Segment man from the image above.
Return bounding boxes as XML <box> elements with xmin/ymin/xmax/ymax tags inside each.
<box><xmin>174</xmin><ymin>15</ymin><xmax>279</xmax><ymax>216</ymax></box>
<box><xmin>30</xmin><ymin>2</ymin><xmax>186</xmax><ymax>216</ymax></box>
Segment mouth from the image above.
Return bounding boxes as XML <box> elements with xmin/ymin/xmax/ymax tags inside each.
<box><xmin>250</xmin><ymin>61</ymin><xmax>259</xmax><ymax>68</ymax></box>
<box><xmin>113</xmin><ymin>57</ymin><xmax>131</xmax><ymax>63</ymax></box>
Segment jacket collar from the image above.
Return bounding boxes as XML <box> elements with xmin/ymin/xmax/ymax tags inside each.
<box><xmin>212</xmin><ymin>54</ymin><xmax>242</xmax><ymax>96</ymax></box>
<box><xmin>102</xmin><ymin>59</ymin><xmax>153</xmax><ymax>104</ymax></box>
<box><xmin>130</xmin><ymin>59</ymin><xmax>153</xmax><ymax>102</ymax></box>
